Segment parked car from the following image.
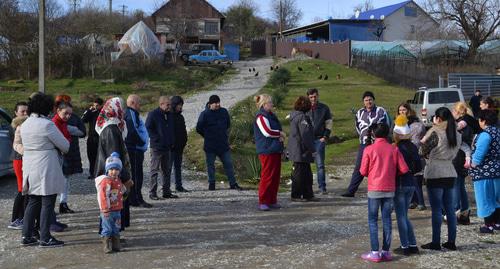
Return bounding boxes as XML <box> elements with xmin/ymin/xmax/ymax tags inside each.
<box><xmin>188</xmin><ymin>50</ymin><xmax>231</xmax><ymax>65</ymax></box>
<box><xmin>408</xmin><ymin>86</ymin><xmax>465</xmax><ymax>127</ymax></box>
<box><xmin>0</xmin><ymin>108</ymin><xmax>13</xmax><ymax>177</ymax></box>
<box><xmin>181</xmin><ymin>43</ymin><xmax>216</xmax><ymax>62</ymax></box>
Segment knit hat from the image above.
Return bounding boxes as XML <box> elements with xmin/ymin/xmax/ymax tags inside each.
<box><xmin>208</xmin><ymin>95</ymin><xmax>220</xmax><ymax>104</ymax></box>
<box><xmin>393</xmin><ymin>115</ymin><xmax>411</xmax><ymax>137</ymax></box>
<box><xmin>105</xmin><ymin>152</ymin><xmax>122</xmax><ymax>173</ymax></box>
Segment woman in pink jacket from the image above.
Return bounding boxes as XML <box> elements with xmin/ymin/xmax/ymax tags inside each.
<box><xmin>359</xmin><ymin>123</ymin><xmax>409</xmax><ymax>263</ymax></box>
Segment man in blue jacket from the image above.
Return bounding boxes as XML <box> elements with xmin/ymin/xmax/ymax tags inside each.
<box><xmin>145</xmin><ymin>96</ymin><xmax>178</xmax><ymax>199</ymax></box>
<box><xmin>196</xmin><ymin>95</ymin><xmax>243</xmax><ymax>191</ymax></box>
<box><xmin>125</xmin><ymin>95</ymin><xmax>152</xmax><ymax>207</ymax></box>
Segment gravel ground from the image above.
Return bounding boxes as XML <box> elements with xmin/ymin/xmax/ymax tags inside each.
<box><xmin>0</xmin><ymin>58</ymin><xmax>499</xmax><ymax>268</ymax></box>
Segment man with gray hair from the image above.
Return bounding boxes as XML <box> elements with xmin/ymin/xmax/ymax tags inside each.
<box><xmin>145</xmin><ymin>96</ymin><xmax>178</xmax><ymax>199</ymax></box>
<box><xmin>125</xmin><ymin>95</ymin><xmax>151</xmax><ymax>207</ymax></box>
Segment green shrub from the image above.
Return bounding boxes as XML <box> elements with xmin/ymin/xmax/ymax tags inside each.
<box><xmin>268</xmin><ymin>68</ymin><xmax>291</xmax><ymax>87</ymax></box>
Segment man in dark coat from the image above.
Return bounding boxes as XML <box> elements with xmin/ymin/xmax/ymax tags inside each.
<box><xmin>125</xmin><ymin>95</ymin><xmax>151</xmax><ymax>207</ymax></box>
<box><xmin>82</xmin><ymin>97</ymin><xmax>103</xmax><ymax>179</ymax></box>
<box><xmin>196</xmin><ymin>95</ymin><xmax>242</xmax><ymax>191</ymax></box>
<box><xmin>306</xmin><ymin>88</ymin><xmax>332</xmax><ymax>195</ymax></box>
<box><xmin>145</xmin><ymin>96</ymin><xmax>178</xmax><ymax>199</ymax></box>
<box><xmin>469</xmin><ymin>89</ymin><xmax>482</xmax><ymax>118</ymax></box>
<box><xmin>170</xmin><ymin>96</ymin><xmax>189</xmax><ymax>192</ymax></box>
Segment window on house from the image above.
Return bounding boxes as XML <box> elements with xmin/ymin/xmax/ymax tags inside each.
<box><xmin>405</xmin><ymin>6</ymin><xmax>417</xmax><ymax>17</ymax></box>
<box><xmin>205</xmin><ymin>22</ymin><xmax>219</xmax><ymax>35</ymax></box>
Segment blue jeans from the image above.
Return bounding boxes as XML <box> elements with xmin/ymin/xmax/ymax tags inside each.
<box><xmin>411</xmin><ymin>175</ymin><xmax>426</xmax><ymax>206</ymax></box>
<box><xmin>100</xmin><ymin>211</ymin><xmax>121</xmax><ymax>237</ymax></box>
<box><xmin>368</xmin><ymin>197</ymin><xmax>393</xmax><ymax>251</ymax></box>
<box><xmin>205</xmin><ymin>150</ymin><xmax>236</xmax><ymax>186</ymax></box>
<box><xmin>427</xmin><ymin>186</ymin><xmax>456</xmax><ymax>244</ymax></box>
<box><xmin>314</xmin><ymin>139</ymin><xmax>326</xmax><ymax>191</ymax></box>
<box><xmin>394</xmin><ymin>186</ymin><xmax>417</xmax><ymax>247</ymax></box>
<box><xmin>347</xmin><ymin>144</ymin><xmax>366</xmax><ymax>194</ymax></box>
<box><xmin>171</xmin><ymin>148</ymin><xmax>184</xmax><ymax>189</ymax></box>
<box><xmin>453</xmin><ymin>176</ymin><xmax>469</xmax><ymax>212</ymax></box>
<box><xmin>59</xmin><ymin>176</ymin><xmax>70</xmax><ymax>203</ymax></box>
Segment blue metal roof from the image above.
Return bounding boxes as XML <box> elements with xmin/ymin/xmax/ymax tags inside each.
<box><xmin>351</xmin><ymin>1</ymin><xmax>411</xmax><ymax>20</ymax></box>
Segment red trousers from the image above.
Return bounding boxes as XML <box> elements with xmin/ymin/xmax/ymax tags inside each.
<box><xmin>258</xmin><ymin>153</ymin><xmax>281</xmax><ymax>205</ymax></box>
<box><xmin>13</xmin><ymin>159</ymin><xmax>23</xmax><ymax>193</ymax></box>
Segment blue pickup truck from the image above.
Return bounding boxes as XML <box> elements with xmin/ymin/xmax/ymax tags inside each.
<box><xmin>188</xmin><ymin>50</ymin><xmax>232</xmax><ymax>65</ymax></box>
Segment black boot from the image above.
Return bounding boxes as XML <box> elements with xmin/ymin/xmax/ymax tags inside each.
<box><xmin>59</xmin><ymin>203</ymin><xmax>75</xmax><ymax>214</ymax></box>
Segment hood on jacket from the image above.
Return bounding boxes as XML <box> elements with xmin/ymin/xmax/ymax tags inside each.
<box><xmin>289</xmin><ymin>110</ymin><xmax>304</xmax><ymax>121</ymax></box>
<box><xmin>11</xmin><ymin>115</ymin><xmax>28</xmax><ymax>129</ymax></box>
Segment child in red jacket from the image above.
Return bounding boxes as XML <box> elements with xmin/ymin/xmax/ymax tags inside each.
<box><xmin>95</xmin><ymin>152</ymin><xmax>125</xmax><ymax>254</ymax></box>
<box><xmin>359</xmin><ymin>123</ymin><xmax>409</xmax><ymax>262</ymax></box>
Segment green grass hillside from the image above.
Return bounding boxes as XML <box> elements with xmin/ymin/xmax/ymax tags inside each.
<box><xmin>0</xmin><ymin>66</ymin><xmax>234</xmax><ymax>114</ymax></box>
<box><xmin>185</xmin><ymin>59</ymin><xmax>415</xmax><ymax>187</ymax></box>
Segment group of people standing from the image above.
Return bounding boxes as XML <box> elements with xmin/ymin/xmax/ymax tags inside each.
<box><xmin>6</xmin><ymin>87</ymin><xmax>499</xmax><ymax>260</ymax></box>
<box><xmin>8</xmin><ymin>92</ymin><xmax>245</xmax><ymax>251</ymax></box>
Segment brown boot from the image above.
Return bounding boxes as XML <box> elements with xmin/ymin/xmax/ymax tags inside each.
<box><xmin>111</xmin><ymin>235</ymin><xmax>121</xmax><ymax>252</ymax></box>
<box><xmin>102</xmin><ymin>237</ymin><xmax>112</xmax><ymax>254</ymax></box>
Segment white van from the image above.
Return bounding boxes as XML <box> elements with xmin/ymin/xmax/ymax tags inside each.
<box><xmin>409</xmin><ymin>87</ymin><xmax>465</xmax><ymax>127</ymax></box>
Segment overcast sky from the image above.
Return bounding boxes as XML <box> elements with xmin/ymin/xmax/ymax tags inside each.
<box><xmin>57</xmin><ymin>0</ymin><xmax>422</xmax><ymax>24</ymax></box>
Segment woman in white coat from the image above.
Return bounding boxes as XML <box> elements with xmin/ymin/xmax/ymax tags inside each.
<box><xmin>21</xmin><ymin>93</ymin><xmax>69</xmax><ymax>248</ymax></box>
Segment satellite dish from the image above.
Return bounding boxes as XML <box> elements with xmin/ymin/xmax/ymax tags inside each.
<box><xmin>380</xmin><ymin>15</ymin><xmax>385</xmax><ymax>20</ymax></box>
<box><xmin>370</xmin><ymin>15</ymin><xmax>374</xmax><ymax>19</ymax></box>
<box><xmin>355</xmin><ymin>10</ymin><xmax>360</xmax><ymax>19</ymax></box>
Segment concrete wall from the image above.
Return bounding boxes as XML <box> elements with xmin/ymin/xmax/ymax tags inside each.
<box><xmin>275</xmin><ymin>40</ymin><xmax>351</xmax><ymax>66</ymax></box>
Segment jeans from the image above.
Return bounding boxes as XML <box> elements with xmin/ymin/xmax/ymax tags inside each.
<box><xmin>347</xmin><ymin>144</ymin><xmax>366</xmax><ymax>194</ymax></box>
<box><xmin>411</xmin><ymin>175</ymin><xmax>426</xmax><ymax>206</ymax></box>
<box><xmin>205</xmin><ymin>150</ymin><xmax>236</xmax><ymax>186</ymax></box>
<box><xmin>394</xmin><ymin>186</ymin><xmax>417</xmax><ymax>247</ymax></box>
<box><xmin>22</xmin><ymin>194</ymin><xmax>57</xmax><ymax>242</ymax></box>
<box><xmin>313</xmin><ymin>139</ymin><xmax>326</xmax><ymax>191</ymax></box>
<box><xmin>368</xmin><ymin>197</ymin><xmax>393</xmax><ymax>251</ymax></box>
<box><xmin>453</xmin><ymin>175</ymin><xmax>469</xmax><ymax>212</ymax></box>
<box><xmin>150</xmin><ymin>148</ymin><xmax>173</xmax><ymax>195</ymax></box>
<box><xmin>128</xmin><ymin>150</ymin><xmax>145</xmax><ymax>205</ymax></box>
<box><xmin>59</xmin><ymin>176</ymin><xmax>70</xmax><ymax>203</ymax></box>
<box><xmin>171</xmin><ymin>148</ymin><xmax>184</xmax><ymax>189</ymax></box>
<box><xmin>100</xmin><ymin>211</ymin><xmax>121</xmax><ymax>237</ymax></box>
<box><xmin>427</xmin><ymin>186</ymin><xmax>456</xmax><ymax>244</ymax></box>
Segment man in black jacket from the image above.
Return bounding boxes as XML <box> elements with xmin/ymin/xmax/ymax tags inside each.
<box><xmin>125</xmin><ymin>95</ymin><xmax>152</xmax><ymax>207</ymax></box>
<box><xmin>81</xmin><ymin>97</ymin><xmax>103</xmax><ymax>179</ymax></box>
<box><xmin>170</xmin><ymin>96</ymin><xmax>189</xmax><ymax>192</ymax></box>
<box><xmin>145</xmin><ymin>96</ymin><xmax>178</xmax><ymax>199</ymax></box>
<box><xmin>469</xmin><ymin>89</ymin><xmax>482</xmax><ymax>118</ymax></box>
<box><xmin>306</xmin><ymin>88</ymin><xmax>332</xmax><ymax>195</ymax></box>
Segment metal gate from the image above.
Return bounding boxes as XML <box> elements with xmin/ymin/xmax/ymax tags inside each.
<box><xmin>448</xmin><ymin>73</ymin><xmax>500</xmax><ymax>99</ymax></box>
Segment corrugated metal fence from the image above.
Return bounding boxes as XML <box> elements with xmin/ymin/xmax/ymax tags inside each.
<box><xmin>448</xmin><ymin>73</ymin><xmax>500</xmax><ymax>99</ymax></box>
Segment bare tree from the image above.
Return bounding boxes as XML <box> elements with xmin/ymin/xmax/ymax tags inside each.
<box><xmin>353</xmin><ymin>0</ymin><xmax>374</xmax><ymax>13</ymax></box>
<box><xmin>423</xmin><ymin>0</ymin><xmax>500</xmax><ymax>59</ymax></box>
<box><xmin>271</xmin><ymin>0</ymin><xmax>303</xmax><ymax>31</ymax></box>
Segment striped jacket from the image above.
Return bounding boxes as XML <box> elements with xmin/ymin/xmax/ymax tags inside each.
<box><xmin>355</xmin><ymin>105</ymin><xmax>389</xmax><ymax>144</ymax></box>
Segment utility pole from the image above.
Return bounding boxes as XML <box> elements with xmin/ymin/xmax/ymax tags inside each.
<box><xmin>109</xmin><ymin>0</ymin><xmax>112</xmax><ymax>15</ymax></box>
<box><xmin>120</xmin><ymin>4</ymin><xmax>127</xmax><ymax>17</ymax></box>
<box><xmin>38</xmin><ymin>0</ymin><xmax>45</xmax><ymax>93</ymax></box>
<box><xmin>279</xmin><ymin>0</ymin><xmax>283</xmax><ymax>37</ymax></box>
<box><xmin>119</xmin><ymin>4</ymin><xmax>127</xmax><ymax>32</ymax></box>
